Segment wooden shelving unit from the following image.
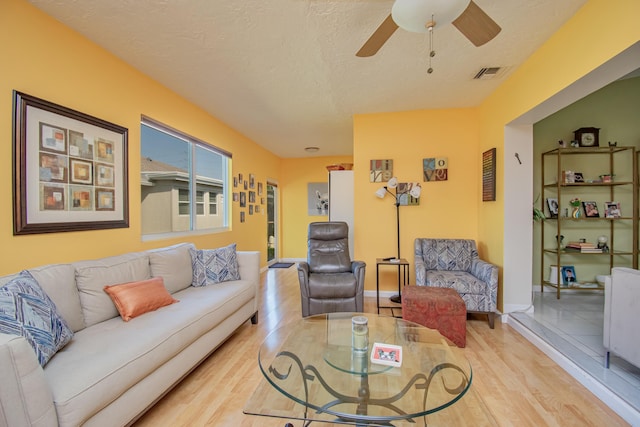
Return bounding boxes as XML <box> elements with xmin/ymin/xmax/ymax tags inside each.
<box><xmin>540</xmin><ymin>146</ymin><xmax>638</xmax><ymax>298</ymax></box>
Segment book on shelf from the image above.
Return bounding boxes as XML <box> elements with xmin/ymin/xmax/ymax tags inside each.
<box><xmin>564</xmin><ymin>245</ymin><xmax>602</xmax><ymax>253</ymax></box>
<box><xmin>565</xmin><ymin>241</ymin><xmax>596</xmax><ymax>248</ymax></box>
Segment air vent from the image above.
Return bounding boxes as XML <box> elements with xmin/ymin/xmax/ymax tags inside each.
<box><xmin>473</xmin><ymin>67</ymin><xmax>505</xmax><ymax>80</ymax></box>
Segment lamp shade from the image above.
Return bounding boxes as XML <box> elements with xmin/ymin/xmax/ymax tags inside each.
<box><xmin>387</xmin><ymin>177</ymin><xmax>398</xmax><ymax>189</ymax></box>
<box><xmin>375</xmin><ymin>187</ymin><xmax>387</xmax><ymax>198</ymax></box>
<box><xmin>391</xmin><ymin>0</ymin><xmax>468</xmax><ymax>33</ymax></box>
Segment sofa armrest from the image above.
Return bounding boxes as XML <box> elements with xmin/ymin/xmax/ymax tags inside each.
<box><xmin>236</xmin><ymin>251</ymin><xmax>260</xmax><ymax>318</ymax></box>
<box><xmin>0</xmin><ymin>333</ymin><xmax>57</xmax><ymax>427</ymax></box>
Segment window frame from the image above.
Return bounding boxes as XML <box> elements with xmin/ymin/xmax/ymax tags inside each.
<box><xmin>141</xmin><ymin>116</ymin><xmax>231</xmax><ymax>240</ymax></box>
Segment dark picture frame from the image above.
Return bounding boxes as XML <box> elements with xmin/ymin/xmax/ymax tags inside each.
<box><xmin>582</xmin><ymin>201</ymin><xmax>600</xmax><ymax>218</ymax></box>
<box><xmin>13</xmin><ymin>91</ymin><xmax>129</xmax><ymax>234</ymax></box>
<box><xmin>546</xmin><ymin>198</ymin><xmax>559</xmax><ymax>218</ymax></box>
<box><xmin>482</xmin><ymin>148</ymin><xmax>496</xmax><ymax>201</ymax></box>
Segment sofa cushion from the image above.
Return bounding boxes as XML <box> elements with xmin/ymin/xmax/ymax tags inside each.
<box><xmin>426</xmin><ymin>270</ymin><xmax>488</xmax><ymax>295</ymax></box>
<box><xmin>44</xmin><ymin>278</ymin><xmax>255</xmax><ymax>427</ymax></box>
<box><xmin>74</xmin><ymin>253</ymin><xmax>151</xmax><ymax>327</ymax></box>
<box><xmin>0</xmin><ymin>264</ymin><xmax>85</xmax><ymax>333</ymax></box>
<box><xmin>104</xmin><ymin>277</ymin><xmax>178</xmax><ymax>321</ymax></box>
<box><xmin>190</xmin><ymin>244</ymin><xmax>240</xmax><ymax>286</ymax></box>
<box><xmin>29</xmin><ymin>264</ymin><xmax>85</xmax><ymax>333</ymax></box>
<box><xmin>148</xmin><ymin>243</ymin><xmax>195</xmax><ymax>294</ymax></box>
<box><xmin>0</xmin><ymin>271</ymin><xmax>73</xmax><ymax>366</ymax></box>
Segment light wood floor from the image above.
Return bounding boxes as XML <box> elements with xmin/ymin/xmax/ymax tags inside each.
<box><xmin>133</xmin><ymin>267</ymin><xmax>629</xmax><ymax>426</ymax></box>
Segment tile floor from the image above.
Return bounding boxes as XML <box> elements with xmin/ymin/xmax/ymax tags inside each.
<box><xmin>510</xmin><ymin>289</ymin><xmax>640</xmax><ymax>422</ymax></box>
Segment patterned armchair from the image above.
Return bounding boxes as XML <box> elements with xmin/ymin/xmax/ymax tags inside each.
<box><xmin>414</xmin><ymin>238</ymin><xmax>498</xmax><ymax>328</ymax></box>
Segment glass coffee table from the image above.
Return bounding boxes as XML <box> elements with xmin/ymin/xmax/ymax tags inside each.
<box><xmin>244</xmin><ymin>313</ymin><xmax>497</xmax><ymax>426</ymax></box>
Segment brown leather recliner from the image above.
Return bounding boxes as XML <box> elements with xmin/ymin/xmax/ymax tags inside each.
<box><xmin>297</xmin><ymin>222</ymin><xmax>366</xmax><ymax>317</ymax></box>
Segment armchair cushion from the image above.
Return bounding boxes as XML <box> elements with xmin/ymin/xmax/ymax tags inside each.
<box><xmin>308</xmin><ymin>222</ymin><xmax>351</xmax><ymax>273</ymax></box>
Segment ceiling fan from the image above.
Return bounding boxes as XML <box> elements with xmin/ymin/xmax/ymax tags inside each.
<box><xmin>356</xmin><ymin>0</ymin><xmax>501</xmax><ymax>57</ymax></box>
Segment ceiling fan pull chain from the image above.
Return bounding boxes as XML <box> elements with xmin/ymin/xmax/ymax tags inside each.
<box><xmin>427</xmin><ymin>15</ymin><xmax>434</xmax><ymax>74</ymax></box>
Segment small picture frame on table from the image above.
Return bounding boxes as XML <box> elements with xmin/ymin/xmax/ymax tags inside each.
<box><xmin>604</xmin><ymin>202</ymin><xmax>621</xmax><ymax>218</ymax></box>
<box><xmin>582</xmin><ymin>201</ymin><xmax>600</xmax><ymax>217</ymax></box>
<box><xmin>561</xmin><ymin>266</ymin><xmax>577</xmax><ymax>286</ymax></box>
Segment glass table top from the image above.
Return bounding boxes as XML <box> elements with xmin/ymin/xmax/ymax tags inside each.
<box><xmin>244</xmin><ymin>313</ymin><xmax>489</xmax><ymax>426</ymax></box>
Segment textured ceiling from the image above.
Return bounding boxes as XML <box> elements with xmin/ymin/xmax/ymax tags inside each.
<box><xmin>28</xmin><ymin>0</ymin><xmax>587</xmax><ymax>158</ymax></box>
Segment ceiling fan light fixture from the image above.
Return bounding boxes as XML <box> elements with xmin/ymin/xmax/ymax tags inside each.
<box><xmin>304</xmin><ymin>146</ymin><xmax>320</xmax><ymax>153</ymax></box>
<box><xmin>391</xmin><ymin>0</ymin><xmax>469</xmax><ymax>33</ymax></box>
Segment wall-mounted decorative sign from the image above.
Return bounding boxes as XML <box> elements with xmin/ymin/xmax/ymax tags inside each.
<box><xmin>397</xmin><ymin>182</ymin><xmax>420</xmax><ymax>206</ymax></box>
<box><xmin>308</xmin><ymin>182</ymin><xmax>328</xmax><ymax>216</ymax></box>
<box><xmin>370</xmin><ymin>159</ymin><xmax>393</xmax><ymax>182</ymax></box>
<box><xmin>482</xmin><ymin>148</ymin><xmax>496</xmax><ymax>202</ymax></box>
<box><xmin>12</xmin><ymin>91</ymin><xmax>129</xmax><ymax>235</ymax></box>
<box><xmin>423</xmin><ymin>157</ymin><xmax>448</xmax><ymax>181</ymax></box>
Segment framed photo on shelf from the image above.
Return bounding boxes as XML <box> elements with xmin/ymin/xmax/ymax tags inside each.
<box><xmin>561</xmin><ymin>266</ymin><xmax>577</xmax><ymax>286</ymax></box>
<box><xmin>582</xmin><ymin>201</ymin><xmax>600</xmax><ymax>217</ymax></box>
<box><xmin>12</xmin><ymin>91</ymin><xmax>129</xmax><ymax>235</ymax></box>
<box><xmin>573</xmin><ymin>172</ymin><xmax>584</xmax><ymax>183</ymax></box>
<box><xmin>604</xmin><ymin>201</ymin><xmax>621</xmax><ymax>218</ymax></box>
<box><xmin>546</xmin><ymin>198</ymin><xmax>559</xmax><ymax>218</ymax></box>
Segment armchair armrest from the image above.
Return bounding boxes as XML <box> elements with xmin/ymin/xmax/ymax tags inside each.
<box><xmin>351</xmin><ymin>261</ymin><xmax>366</xmax><ymax>297</ymax></box>
<box><xmin>297</xmin><ymin>261</ymin><xmax>310</xmax><ymax>296</ymax></box>
<box><xmin>0</xmin><ymin>333</ymin><xmax>57</xmax><ymax>427</ymax></box>
<box><xmin>414</xmin><ymin>257</ymin><xmax>427</xmax><ymax>286</ymax></box>
<box><xmin>470</xmin><ymin>259</ymin><xmax>498</xmax><ymax>310</ymax></box>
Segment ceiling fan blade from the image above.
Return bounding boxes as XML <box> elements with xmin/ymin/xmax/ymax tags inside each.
<box><xmin>452</xmin><ymin>0</ymin><xmax>501</xmax><ymax>47</ymax></box>
<box><xmin>356</xmin><ymin>14</ymin><xmax>399</xmax><ymax>57</ymax></box>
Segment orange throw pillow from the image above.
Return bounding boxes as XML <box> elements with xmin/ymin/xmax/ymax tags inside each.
<box><xmin>104</xmin><ymin>277</ymin><xmax>178</xmax><ymax>321</ymax></box>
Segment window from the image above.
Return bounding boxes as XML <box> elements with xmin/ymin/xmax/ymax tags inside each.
<box><xmin>209</xmin><ymin>191</ymin><xmax>218</xmax><ymax>215</ymax></box>
<box><xmin>140</xmin><ymin>117</ymin><xmax>230</xmax><ymax>237</ymax></box>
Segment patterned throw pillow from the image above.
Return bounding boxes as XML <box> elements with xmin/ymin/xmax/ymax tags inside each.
<box><xmin>0</xmin><ymin>271</ymin><xmax>74</xmax><ymax>366</ymax></box>
<box><xmin>190</xmin><ymin>244</ymin><xmax>241</xmax><ymax>286</ymax></box>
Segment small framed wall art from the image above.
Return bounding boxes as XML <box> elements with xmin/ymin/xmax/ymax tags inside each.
<box><xmin>482</xmin><ymin>148</ymin><xmax>496</xmax><ymax>202</ymax></box>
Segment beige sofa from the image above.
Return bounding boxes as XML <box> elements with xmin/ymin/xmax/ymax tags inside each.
<box><xmin>0</xmin><ymin>242</ymin><xmax>259</xmax><ymax>427</ymax></box>
<box><xmin>603</xmin><ymin>267</ymin><xmax>640</xmax><ymax>369</ymax></box>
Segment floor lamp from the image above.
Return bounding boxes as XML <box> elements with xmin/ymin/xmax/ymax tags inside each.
<box><xmin>375</xmin><ymin>178</ymin><xmax>422</xmax><ymax>303</ymax></box>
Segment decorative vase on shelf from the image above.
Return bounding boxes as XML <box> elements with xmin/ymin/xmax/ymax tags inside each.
<box><xmin>569</xmin><ymin>199</ymin><xmax>581</xmax><ymax>218</ymax></box>
<box><xmin>571</xmin><ymin>207</ymin><xmax>581</xmax><ymax>218</ymax></box>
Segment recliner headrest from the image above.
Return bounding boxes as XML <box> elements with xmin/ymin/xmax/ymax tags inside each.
<box><xmin>308</xmin><ymin>222</ymin><xmax>348</xmax><ymax>241</ymax></box>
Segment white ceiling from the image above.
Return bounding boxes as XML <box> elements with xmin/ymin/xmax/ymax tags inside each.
<box><xmin>28</xmin><ymin>0</ymin><xmax>587</xmax><ymax>158</ymax></box>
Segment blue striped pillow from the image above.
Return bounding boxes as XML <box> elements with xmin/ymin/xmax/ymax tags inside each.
<box><xmin>0</xmin><ymin>271</ymin><xmax>73</xmax><ymax>366</ymax></box>
<box><xmin>190</xmin><ymin>244</ymin><xmax>241</xmax><ymax>286</ymax></box>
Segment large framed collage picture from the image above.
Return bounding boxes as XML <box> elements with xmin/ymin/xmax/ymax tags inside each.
<box><xmin>13</xmin><ymin>91</ymin><xmax>129</xmax><ymax>234</ymax></box>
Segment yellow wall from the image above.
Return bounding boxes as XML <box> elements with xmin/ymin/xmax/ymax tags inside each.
<box><xmin>353</xmin><ymin>109</ymin><xmax>480</xmax><ymax>292</ymax></box>
<box><xmin>0</xmin><ymin>0</ymin><xmax>280</xmax><ymax>274</ymax></box>
<box><xmin>280</xmin><ymin>156</ymin><xmax>353</xmax><ymax>258</ymax></box>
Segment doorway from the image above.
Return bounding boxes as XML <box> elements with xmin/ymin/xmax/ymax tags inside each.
<box><xmin>267</xmin><ymin>183</ymin><xmax>278</xmax><ymax>264</ymax></box>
